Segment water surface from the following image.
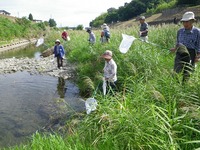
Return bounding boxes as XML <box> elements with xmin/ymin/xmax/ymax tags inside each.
<box><xmin>0</xmin><ymin>71</ymin><xmax>81</xmax><ymax>147</ymax></box>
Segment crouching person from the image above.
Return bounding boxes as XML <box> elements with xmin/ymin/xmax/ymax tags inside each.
<box><xmin>101</xmin><ymin>50</ymin><xmax>117</xmax><ymax>95</ymax></box>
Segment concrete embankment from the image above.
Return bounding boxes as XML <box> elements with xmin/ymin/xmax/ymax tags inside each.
<box><xmin>0</xmin><ymin>38</ymin><xmax>37</xmax><ymax>53</ymax></box>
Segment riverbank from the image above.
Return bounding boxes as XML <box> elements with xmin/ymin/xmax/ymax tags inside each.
<box><xmin>0</xmin><ymin>38</ymin><xmax>37</xmax><ymax>53</ymax></box>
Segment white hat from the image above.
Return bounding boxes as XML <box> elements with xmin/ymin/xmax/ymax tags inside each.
<box><xmin>139</xmin><ymin>16</ymin><xmax>145</xmax><ymax>20</ymax></box>
<box><xmin>181</xmin><ymin>11</ymin><xmax>196</xmax><ymax>21</ymax></box>
<box><xmin>55</xmin><ymin>39</ymin><xmax>60</xmax><ymax>43</ymax></box>
<box><xmin>102</xmin><ymin>50</ymin><xmax>112</xmax><ymax>59</ymax></box>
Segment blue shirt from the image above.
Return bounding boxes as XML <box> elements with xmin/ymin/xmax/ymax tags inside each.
<box><xmin>177</xmin><ymin>26</ymin><xmax>200</xmax><ymax>53</ymax></box>
<box><xmin>53</xmin><ymin>44</ymin><xmax>65</xmax><ymax>58</ymax></box>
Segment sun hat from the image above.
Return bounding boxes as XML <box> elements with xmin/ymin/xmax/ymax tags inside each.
<box><xmin>139</xmin><ymin>16</ymin><xmax>145</xmax><ymax>20</ymax></box>
<box><xmin>55</xmin><ymin>39</ymin><xmax>60</xmax><ymax>43</ymax></box>
<box><xmin>102</xmin><ymin>50</ymin><xmax>112</xmax><ymax>59</ymax></box>
<box><xmin>101</xmin><ymin>23</ymin><xmax>108</xmax><ymax>29</ymax></box>
<box><xmin>180</xmin><ymin>11</ymin><xmax>196</xmax><ymax>22</ymax></box>
<box><xmin>86</xmin><ymin>28</ymin><xmax>91</xmax><ymax>32</ymax></box>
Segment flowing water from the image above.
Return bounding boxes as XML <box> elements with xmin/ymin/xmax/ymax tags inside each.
<box><xmin>0</xmin><ymin>45</ymin><xmax>83</xmax><ymax>148</ymax></box>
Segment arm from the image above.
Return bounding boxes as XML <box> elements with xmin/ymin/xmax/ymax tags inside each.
<box><xmin>195</xmin><ymin>29</ymin><xmax>200</xmax><ymax>62</ymax></box>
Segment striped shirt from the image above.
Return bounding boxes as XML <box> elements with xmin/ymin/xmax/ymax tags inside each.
<box><xmin>177</xmin><ymin>26</ymin><xmax>200</xmax><ymax>53</ymax></box>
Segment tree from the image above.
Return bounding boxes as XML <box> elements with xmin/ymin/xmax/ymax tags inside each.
<box><xmin>177</xmin><ymin>0</ymin><xmax>200</xmax><ymax>5</ymax></box>
<box><xmin>28</xmin><ymin>13</ymin><xmax>33</xmax><ymax>21</ymax></box>
<box><xmin>76</xmin><ymin>24</ymin><xmax>83</xmax><ymax>30</ymax></box>
<box><xmin>49</xmin><ymin>18</ymin><xmax>57</xmax><ymax>27</ymax></box>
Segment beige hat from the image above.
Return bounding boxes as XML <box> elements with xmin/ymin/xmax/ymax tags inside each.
<box><xmin>181</xmin><ymin>11</ymin><xmax>196</xmax><ymax>21</ymax></box>
<box><xmin>139</xmin><ymin>16</ymin><xmax>145</xmax><ymax>20</ymax></box>
<box><xmin>55</xmin><ymin>39</ymin><xmax>60</xmax><ymax>43</ymax></box>
<box><xmin>102</xmin><ymin>50</ymin><xmax>112</xmax><ymax>59</ymax></box>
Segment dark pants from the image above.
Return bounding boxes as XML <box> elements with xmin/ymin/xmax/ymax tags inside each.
<box><xmin>56</xmin><ymin>57</ymin><xmax>63</xmax><ymax>69</ymax></box>
<box><xmin>99</xmin><ymin>81</ymin><xmax>118</xmax><ymax>95</ymax></box>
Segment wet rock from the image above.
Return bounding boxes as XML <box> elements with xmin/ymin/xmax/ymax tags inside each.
<box><xmin>40</xmin><ymin>48</ymin><xmax>54</xmax><ymax>57</ymax></box>
<box><xmin>0</xmin><ymin>55</ymin><xmax>76</xmax><ymax>79</ymax></box>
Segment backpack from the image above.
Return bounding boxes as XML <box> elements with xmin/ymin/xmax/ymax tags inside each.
<box><xmin>104</xmin><ymin>30</ymin><xmax>110</xmax><ymax>38</ymax></box>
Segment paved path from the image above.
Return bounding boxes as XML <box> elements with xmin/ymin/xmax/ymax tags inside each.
<box><xmin>0</xmin><ymin>38</ymin><xmax>37</xmax><ymax>53</ymax></box>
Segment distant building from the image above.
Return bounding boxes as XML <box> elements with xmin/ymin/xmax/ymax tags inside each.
<box><xmin>0</xmin><ymin>10</ymin><xmax>11</xmax><ymax>15</ymax></box>
<box><xmin>33</xmin><ymin>19</ymin><xmax>42</xmax><ymax>23</ymax></box>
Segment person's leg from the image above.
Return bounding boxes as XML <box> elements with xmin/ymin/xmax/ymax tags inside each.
<box><xmin>60</xmin><ymin>58</ymin><xmax>63</xmax><ymax>67</ymax></box>
<box><xmin>57</xmin><ymin>57</ymin><xmax>60</xmax><ymax>68</ymax></box>
<box><xmin>107</xmin><ymin>81</ymin><xmax>118</xmax><ymax>95</ymax></box>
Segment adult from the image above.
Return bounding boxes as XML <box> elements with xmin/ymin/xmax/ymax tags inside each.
<box><xmin>100</xmin><ymin>23</ymin><xmax>110</xmax><ymax>43</ymax></box>
<box><xmin>102</xmin><ymin>50</ymin><xmax>117</xmax><ymax>94</ymax></box>
<box><xmin>170</xmin><ymin>11</ymin><xmax>200</xmax><ymax>82</ymax></box>
<box><xmin>53</xmin><ymin>39</ymin><xmax>65</xmax><ymax>69</ymax></box>
<box><xmin>61</xmin><ymin>29</ymin><xmax>68</xmax><ymax>41</ymax></box>
<box><xmin>86</xmin><ymin>28</ymin><xmax>96</xmax><ymax>44</ymax></box>
<box><xmin>139</xmin><ymin>16</ymin><xmax>148</xmax><ymax>42</ymax></box>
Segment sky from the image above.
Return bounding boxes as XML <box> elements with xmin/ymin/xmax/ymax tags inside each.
<box><xmin>0</xmin><ymin>0</ymin><xmax>132</xmax><ymax>27</ymax></box>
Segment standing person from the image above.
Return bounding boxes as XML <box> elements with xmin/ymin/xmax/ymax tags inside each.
<box><xmin>101</xmin><ymin>50</ymin><xmax>117</xmax><ymax>95</ymax></box>
<box><xmin>139</xmin><ymin>16</ymin><xmax>148</xmax><ymax>42</ymax></box>
<box><xmin>86</xmin><ymin>28</ymin><xmax>96</xmax><ymax>44</ymax></box>
<box><xmin>170</xmin><ymin>11</ymin><xmax>200</xmax><ymax>82</ymax></box>
<box><xmin>53</xmin><ymin>39</ymin><xmax>65</xmax><ymax>69</ymax></box>
<box><xmin>100</xmin><ymin>23</ymin><xmax>110</xmax><ymax>43</ymax></box>
<box><xmin>61</xmin><ymin>29</ymin><xmax>68</xmax><ymax>41</ymax></box>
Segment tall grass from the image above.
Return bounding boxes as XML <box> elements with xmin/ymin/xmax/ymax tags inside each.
<box><xmin>5</xmin><ymin>23</ymin><xmax>200</xmax><ymax>150</ymax></box>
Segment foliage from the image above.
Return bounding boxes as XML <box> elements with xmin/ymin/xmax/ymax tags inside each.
<box><xmin>177</xmin><ymin>0</ymin><xmax>200</xmax><ymax>5</ymax></box>
<box><xmin>0</xmin><ymin>16</ymin><xmax>48</xmax><ymax>44</ymax></box>
<box><xmin>3</xmin><ymin>22</ymin><xmax>200</xmax><ymax>150</ymax></box>
<box><xmin>76</xmin><ymin>24</ymin><xmax>84</xmax><ymax>30</ymax></box>
<box><xmin>49</xmin><ymin>18</ymin><xmax>57</xmax><ymax>27</ymax></box>
<box><xmin>90</xmin><ymin>0</ymin><xmax>200</xmax><ymax>27</ymax></box>
<box><xmin>28</xmin><ymin>13</ymin><xmax>33</xmax><ymax>21</ymax></box>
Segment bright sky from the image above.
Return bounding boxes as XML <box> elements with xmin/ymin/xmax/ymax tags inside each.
<box><xmin>0</xmin><ymin>0</ymin><xmax>132</xmax><ymax>27</ymax></box>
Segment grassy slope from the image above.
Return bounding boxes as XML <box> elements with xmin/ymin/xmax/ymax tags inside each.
<box><xmin>113</xmin><ymin>5</ymin><xmax>200</xmax><ymax>28</ymax></box>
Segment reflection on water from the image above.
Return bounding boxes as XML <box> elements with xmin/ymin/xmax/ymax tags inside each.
<box><xmin>57</xmin><ymin>77</ymin><xmax>66</xmax><ymax>98</ymax></box>
<box><xmin>0</xmin><ymin>44</ymin><xmax>46</xmax><ymax>59</ymax></box>
<box><xmin>0</xmin><ymin>71</ymin><xmax>80</xmax><ymax>148</ymax></box>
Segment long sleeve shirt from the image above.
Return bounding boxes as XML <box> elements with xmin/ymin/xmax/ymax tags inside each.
<box><xmin>53</xmin><ymin>44</ymin><xmax>65</xmax><ymax>58</ymax></box>
<box><xmin>177</xmin><ymin>26</ymin><xmax>200</xmax><ymax>53</ymax></box>
<box><xmin>103</xmin><ymin>59</ymin><xmax>117</xmax><ymax>82</ymax></box>
<box><xmin>89</xmin><ymin>32</ymin><xmax>96</xmax><ymax>44</ymax></box>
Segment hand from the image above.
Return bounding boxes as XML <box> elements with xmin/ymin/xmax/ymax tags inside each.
<box><xmin>170</xmin><ymin>48</ymin><xmax>176</xmax><ymax>53</ymax></box>
<box><xmin>195</xmin><ymin>54</ymin><xmax>200</xmax><ymax>62</ymax></box>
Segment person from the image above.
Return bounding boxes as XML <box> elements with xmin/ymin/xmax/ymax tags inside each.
<box><xmin>61</xmin><ymin>29</ymin><xmax>68</xmax><ymax>41</ymax></box>
<box><xmin>53</xmin><ymin>39</ymin><xmax>65</xmax><ymax>69</ymax></box>
<box><xmin>101</xmin><ymin>50</ymin><xmax>117</xmax><ymax>94</ymax></box>
<box><xmin>173</xmin><ymin>17</ymin><xmax>178</xmax><ymax>24</ymax></box>
<box><xmin>86</xmin><ymin>28</ymin><xmax>96</xmax><ymax>44</ymax></box>
<box><xmin>100</xmin><ymin>23</ymin><xmax>110</xmax><ymax>43</ymax></box>
<box><xmin>139</xmin><ymin>16</ymin><xmax>148</xmax><ymax>42</ymax></box>
<box><xmin>170</xmin><ymin>11</ymin><xmax>200</xmax><ymax>82</ymax></box>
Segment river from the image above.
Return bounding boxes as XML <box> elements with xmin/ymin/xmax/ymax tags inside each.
<box><xmin>0</xmin><ymin>44</ymin><xmax>84</xmax><ymax>148</ymax></box>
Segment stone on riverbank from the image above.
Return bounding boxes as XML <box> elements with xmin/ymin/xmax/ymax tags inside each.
<box><xmin>0</xmin><ymin>55</ymin><xmax>76</xmax><ymax>79</ymax></box>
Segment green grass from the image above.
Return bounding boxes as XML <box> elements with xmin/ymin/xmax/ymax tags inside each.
<box><xmin>4</xmin><ymin>22</ymin><xmax>200</xmax><ymax>150</ymax></box>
